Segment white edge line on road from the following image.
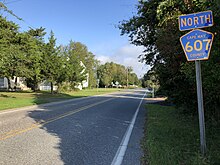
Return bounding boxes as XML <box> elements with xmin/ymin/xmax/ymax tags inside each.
<box><xmin>111</xmin><ymin>91</ymin><xmax>147</xmax><ymax>165</ymax></box>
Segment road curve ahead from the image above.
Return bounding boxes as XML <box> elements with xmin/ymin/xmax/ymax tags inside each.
<box><xmin>0</xmin><ymin>89</ymin><xmax>147</xmax><ymax>165</ymax></box>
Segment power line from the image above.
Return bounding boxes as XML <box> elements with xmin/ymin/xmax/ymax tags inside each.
<box><xmin>0</xmin><ymin>1</ymin><xmax>37</xmax><ymax>29</ymax></box>
<box><xmin>4</xmin><ymin>0</ymin><xmax>23</xmax><ymax>5</ymax></box>
<box><xmin>0</xmin><ymin>0</ymin><xmax>66</xmax><ymax>46</ymax></box>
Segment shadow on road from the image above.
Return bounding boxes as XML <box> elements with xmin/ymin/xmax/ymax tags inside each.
<box><xmin>27</xmin><ymin>90</ymin><xmax>147</xmax><ymax>164</ymax></box>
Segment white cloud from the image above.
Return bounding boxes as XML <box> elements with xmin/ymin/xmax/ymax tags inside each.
<box><xmin>97</xmin><ymin>55</ymin><xmax>111</xmax><ymax>64</ymax></box>
<box><xmin>96</xmin><ymin>44</ymin><xmax>150</xmax><ymax>78</ymax></box>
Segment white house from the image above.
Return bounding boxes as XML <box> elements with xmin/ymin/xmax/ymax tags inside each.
<box><xmin>0</xmin><ymin>77</ymin><xmax>7</xmax><ymax>89</ymax></box>
<box><xmin>0</xmin><ymin>77</ymin><xmax>29</xmax><ymax>90</ymax></box>
<box><xmin>74</xmin><ymin>61</ymin><xmax>89</xmax><ymax>90</ymax></box>
<box><xmin>39</xmin><ymin>81</ymin><xmax>58</xmax><ymax>91</ymax></box>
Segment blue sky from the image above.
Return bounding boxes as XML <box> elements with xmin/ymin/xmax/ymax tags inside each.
<box><xmin>2</xmin><ymin>0</ymin><xmax>149</xmax><ymax>77</ymax></box>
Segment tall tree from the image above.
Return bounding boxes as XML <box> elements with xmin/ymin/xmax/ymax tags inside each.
<box><xmin>64</xmin><ymin>41</ymin><xmax>86</xmax><ymax>89</ymax></box>
<box><xmin>25</xmin><ymin>27</ymin><xmax>46</xmax><ymax>91</ymax></box>
<box><xmin>0</xmin><ymin>16</ymin><xmax>23</xmax><ymax>90</ymax></box>
<box><xmin>42</xmin><ymin>31</ymin><xmax>59</xmax><ymax>94</ymax></box>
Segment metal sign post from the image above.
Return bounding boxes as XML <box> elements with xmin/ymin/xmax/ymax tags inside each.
<box><xmin>195</xmin><ymin>60</ymin><xmax>206</xmax><ymax>155</ymax></box>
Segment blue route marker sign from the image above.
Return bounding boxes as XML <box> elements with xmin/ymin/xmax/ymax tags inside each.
<box><xmin>180</xmin><ymin>29</ymin><xmax>214</xmax><ymax>61</ymax></box>
<box><xmin>179</xmin><ymin>11</ymin><xmax>213</xmax><ymax>31</ymax></box>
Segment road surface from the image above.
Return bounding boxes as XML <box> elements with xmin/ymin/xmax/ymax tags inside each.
<box><xmin>0</xmin><ymin>89</ymin><xmax>148</xmax><ymax>165</ymax></box>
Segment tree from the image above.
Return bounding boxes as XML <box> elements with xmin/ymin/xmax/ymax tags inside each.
<box><xmin>0</xmin><ymin>16</ymin><xmax>26</xmax><ymax>90</ymax></box>
<box><xmin>25</xmin><ymin>27</ymin><xmax>46</xmax><ymax>91</ymax></box>
<box><xmin>97</xmin><ymin>63</ymin><xmax>112</xmax><ymax>87</ymax></box>
<box><xmin>143</xmin><ymin>69</ymin><xmax>159</xmax><ymax>97</ymax></box>
<box><xmin>97</xmin><ymin>62</ymin><xmax>139</xmax><ymax>87</ymax></box>
<box><xmin>42</xmin><ymin>31</ymin><xmax>59</xmax><ymax>94</ymax></box>
<box><xmin>119</xmin><ymin>0</ymin><xmax>160</xmax><ymax>66</ymax></box>
<box><xmin>86</xmin><ymin>54</ymin><xmax>99</xmax><ymax>88</ymax></box>
<box><xmin>64</xmin><ymin>41</ymin><xmax>98</xmax><ymax>88</ymax></box>
<box><xmin>63</xmin><ymin>41</ymin><xmax>86</xmax><ymax>89</ymax></box>
<box><xmin>120</xmin><ymin>0</ymin><xmax>220</xmax><ymax>119</ymax></box>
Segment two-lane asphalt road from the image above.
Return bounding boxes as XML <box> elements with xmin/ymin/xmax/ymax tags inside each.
<box><xmin>0</xmin><ymin>89</ymin><xmax>147</xmax><ymax>165</ymax></box>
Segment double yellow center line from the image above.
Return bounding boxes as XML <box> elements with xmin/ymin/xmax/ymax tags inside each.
<box><xmin>0</xmin><ymin>98</ymin><xmax>114</xmax><ymax>141</ymax></box>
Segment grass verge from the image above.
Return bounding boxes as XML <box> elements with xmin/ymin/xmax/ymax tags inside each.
<box><xmin>142</xmin><ymin>103</ymin><xmax>220</xmax><ymax>165</ymax></box>
<box><xmin>0</xmin><ymin>88</ymin><xmax>121</xmax><ymax>111</ymax></box>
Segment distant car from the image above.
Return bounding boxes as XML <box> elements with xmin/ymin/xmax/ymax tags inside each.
<box><xmin>148</xmin><ymin>87</ymin><xmax>153</xmax><ymax>91</ymax></box>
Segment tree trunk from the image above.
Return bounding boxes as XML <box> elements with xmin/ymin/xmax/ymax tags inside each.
<box><xmin>6</xmin><ymin>77</ymin><xmax>12</xmax><ymax>91</ymax></box>
<box><xmin>14</xmin><ymin>77</ymin><xmax>17</xmax><ymax>91</ymax></box>
<box><xmin>33</xmin><ymin>75</ymin><xmax>39</xmax><ymax>92</ymax></box>
<box><xmin>57</xmin><ymin>83</ymin><xmax>61</xmax><ymax>93</ymax></box>
<box><xmin>33</xmin><ymin>80</ymin><xmax>37</xmax><ymax>92</ymax></box>
<box><xmin>50</xmin><ymin>82</ymin><xmax>53</xmax><ymax>94</ymax></box>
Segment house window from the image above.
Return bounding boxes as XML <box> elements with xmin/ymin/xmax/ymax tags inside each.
<box><xmin>0</xmin><ymin>78</ymin><xmax>4</xmax><ymax>87</ymax></box>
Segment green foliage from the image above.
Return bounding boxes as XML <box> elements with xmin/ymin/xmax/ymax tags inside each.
<box><xmin>24</xmin><ymin>28</ymin><xmax>46</xmax><ymax>91</ymax></box>
<box><xmin>120</xmin><ymin>0</ymin><xmax>220</xmax><ymax>120</ymax></box>
<box><xmin>0</xmin><ymin>16</ymin><xmax>29</xmax><ymax>89</ymax></box>
<box><xmin>64</xmin><ymin>41</ymin><xmax>86</xmax><ymax>86</ymax></box>
<box><xmin>42</xmin><ymin>31</ymin><xmax>60</xmax><ymax>93</ymax></box>
<box><xmin>97</xmin><ymin>62</ymin><xmax>140</xmax><ymax>87</ymax></box>
<box><xmin>142</xmin><ymin>70</ymin><xmax>160</xmax><ymax>92</ymax></box>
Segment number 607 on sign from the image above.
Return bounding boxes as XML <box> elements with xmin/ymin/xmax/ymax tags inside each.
<box><xmin>180</xmin><ymin>29</ymin><xmax>214</xmax><ymax>61</ymax></box>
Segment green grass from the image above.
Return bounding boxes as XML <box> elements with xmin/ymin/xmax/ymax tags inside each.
<box><xmin>142</xmin><ymin>104</ymin><xmax>220</xmax><ymax>165</ymax></box>
<box><xmin>0</xmin><ymin>88</ymin><xmax>121</xmax><ymax>111</ymax></box>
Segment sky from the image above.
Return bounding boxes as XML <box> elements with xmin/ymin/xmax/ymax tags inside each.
<box><xmin>2</xmin><ymin>0</ymin><xmax>149</xmax><ymax>78</ymax></box>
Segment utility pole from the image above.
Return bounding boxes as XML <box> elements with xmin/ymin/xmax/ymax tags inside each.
<box><xmin>96</xmin><ymin>63</ymin><xmax>99</xmax><ymax>91</ymax></box>
<box><xmin>152</xmin><ymin>84</ymin><xmax>155</xmax><ymax>98</ymax></box>
<box><xmin>126</xmin><ymin>68</ymin><xmax>128</xmax><ymax>88</ymax></box>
